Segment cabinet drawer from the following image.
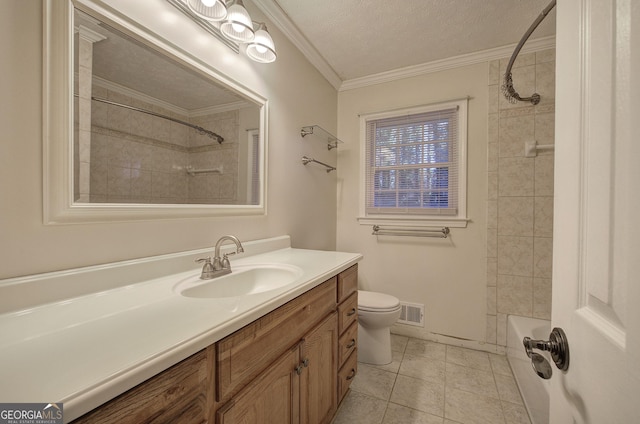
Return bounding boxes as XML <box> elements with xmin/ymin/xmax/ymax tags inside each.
<box><xmin>337</xmin><ymin>264</ymin><xmax>358</xmax><ymax>303</ymax></box>
<box><xmin>72</xmin><ymin>349</ymin><xmax>209</xmax><ymax>424</ymax></box>
<box><xmin>338</xmin><ymin>321</ymin><xmax>357</xmax><ymax>368</ymax></box>
<box><xmin>337</xmin><ymin>350</ymin><xmax>358</xmax><ymax>403</ymax></box>
<box><xmin>216</xmin><ymin>277</ymin><xmax>337</xmax><ymax>402</ymax></box>
<box><xmin>337</xmin><ymin>292</ymin><xmax>358</xmax><ymax>335</ymax></box>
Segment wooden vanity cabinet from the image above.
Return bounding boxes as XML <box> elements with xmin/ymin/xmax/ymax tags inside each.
<box><xmin>215</xmin><ymin>346</ymin><xmax>301</xmax><ymax>423</ymax></box>
<box><xmin>216</xmin><ymin>312</ymin><xmax>338</xmax><ymax>424</ymax></box>
<box><xmin>215</xmin><ymin>278</ymin><xmax>337</xmax><ymax>403</ymax></box>
<box><xmin>336</xmin><ymin>264</ymin><xmax>358</xmax><ymax>403</ymax></box>
<box><xmin>71</xmin><ymin>264</ymin><xmax>358</xmax><ymax>424</ymax></box>
<box><xmin>214</xmin><ymin>279</ymin><xmax>338</xmax><ymax>424</ymax></box>
<box><xmin>71</xmin><ymin>347</ymin><xmax>212</xmax><ymax>424</ymax></box>
<box><xmin>300</xmin><ymin>312</ymin><xmax>338</xmax><ymax>424</ymax></box>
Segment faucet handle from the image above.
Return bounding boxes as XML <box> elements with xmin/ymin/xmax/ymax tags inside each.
<box><xmin>195</xmin><ymin>257</ymin><xmax>216</xmax><ymax>279</ymax></box>
<box><xmin>221</xmin><ymin>252</ymin><xmax>236</xmax><ymax>269</ymax></box>
<box><xmin>195</xmin><ymin>257</ymin><xmax>213</xmax><ymax>265</ymax></box>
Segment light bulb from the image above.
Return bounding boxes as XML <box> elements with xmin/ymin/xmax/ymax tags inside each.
<box><xmin>187</xmin><ymin>0</ymin><xmax>227</xmax><ymax>21</ymax></box>
<box><xmin>246</xmin><ymin>26</ymin><xmax>276</xmax><ymax>63</ymax></box>
<box><xmin>220</xmin><ymin>3</ymin><xmax>254</xmax><ymax>42</ymax></box>
<box><xmin>231</xmin><ymin>23</ymin><xmax>246</xmax><ymax>33</ymax></box>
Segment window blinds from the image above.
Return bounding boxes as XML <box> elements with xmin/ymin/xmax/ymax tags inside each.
<box><xmin>364</xmin><ymin>106</ymin><xmax>459</xmax><ymax>216</ymax></box>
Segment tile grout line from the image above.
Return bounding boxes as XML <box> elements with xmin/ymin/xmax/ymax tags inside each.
<box><xmin>443</xmin><ymin>344</ymin><xmax>449</xmax><ymax>420</ymax></box>
<box><xmin>488</xmin><ymin>352</ymin><xmax>509</xmax><ymax>424</ymax></box>
<box><xmin>340</xmin><ymin>337</ymin><xmax>531</xmax><ymax>424</ymax></box>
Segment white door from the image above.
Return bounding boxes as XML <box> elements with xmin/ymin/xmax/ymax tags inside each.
<box><xmin>551</xmin><ymin>0</ymin><xmax>640</xmax><ymax>422</ymax></box>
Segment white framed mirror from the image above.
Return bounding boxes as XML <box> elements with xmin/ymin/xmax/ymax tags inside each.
<box><xmin>43</xmin><ymin>0</ymin><xmax>267</xmax><ymax>224</ymax></box>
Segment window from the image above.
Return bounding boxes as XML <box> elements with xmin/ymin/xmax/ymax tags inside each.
<box><xmin>360</xmin><ymin>99</ymin><xmax>467</xmax><ymax>224</ymax></box>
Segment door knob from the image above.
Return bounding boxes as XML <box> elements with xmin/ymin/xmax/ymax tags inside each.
<box><xmin>523</xmin><ymin>327</ymin><xmax>570</xmax><ymax>372</ymax></box>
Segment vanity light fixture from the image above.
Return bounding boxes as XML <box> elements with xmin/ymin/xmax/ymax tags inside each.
<box><xmin>220</xmin><ymin>0</ymin><xmax>255</xmax><ymax>42</ymax></box>
<box><xmin>186</xmin><ymin>0</ymin><xmax>227</xmax><ymax>21</ymax></box>
<box><xmin>246</xmin><ymin>23</ymin><xmax>277</xmax><ymax>63</ymax></box>
<box><xmin>184</xmin><ymin>0</ymin><xmax>277</xmax><ymax>62</ymax></box>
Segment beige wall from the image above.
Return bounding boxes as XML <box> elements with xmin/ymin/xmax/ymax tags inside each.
<box><xmin>0</xmin><ymin>0</ymin><xmax>338</xmax><ymax>279</ymax></box>
<box><xmin>0</xmin><ymin>0</ymin><xmax>555</xmax><ymax>349</ymax></box>
<box><xmin>487</xmin><ymin>49</ymin><xmax>556</xmax><ymax>346</ymax></box>
<box><xmin>336</xmin><ymin>64</ymin><xmax>489</xmax><ymax>343</ymax></box>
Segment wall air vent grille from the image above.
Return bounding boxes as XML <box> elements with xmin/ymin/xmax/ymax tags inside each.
<box><xmin>398</xmin><ymin>302</ymin><xmax>424</xmax><ymax>327</ymax></box>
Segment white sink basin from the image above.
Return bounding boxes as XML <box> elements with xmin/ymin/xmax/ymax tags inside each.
<box><xmin>176</xmin><ymin>264</ymin><xmax>303</xmax><ymax>299</ymax></box>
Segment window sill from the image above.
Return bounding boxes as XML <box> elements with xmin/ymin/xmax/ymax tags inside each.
<box><xmin>357</xmin><ymin>216</ymin><xmax>469</xmax><ymax>228</ymax></box>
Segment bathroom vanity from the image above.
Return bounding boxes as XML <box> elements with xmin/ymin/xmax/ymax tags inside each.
<box><xmin>73</xmin><ymin>266</ymin><xmax>357</xmax><ymax>423</ymax></box>
<box><xmin>0</xmin><ymin>236</ymin><xmax>361</xmax><ymax>423</ymax></box>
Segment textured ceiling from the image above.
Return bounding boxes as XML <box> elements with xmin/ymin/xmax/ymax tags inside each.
<box><xmin>268</xmin><ymin>0</ymin><xmax>556</xmax><ymax>81</ymax></box>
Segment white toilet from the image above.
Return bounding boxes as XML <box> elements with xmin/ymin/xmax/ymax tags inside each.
<box><xmin>357</xmin><ymin>290</ymin><xmax>402</xmax><ymax>365</ymax></box>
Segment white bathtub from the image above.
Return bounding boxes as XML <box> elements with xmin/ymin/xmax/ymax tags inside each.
<box><xmin>507</xmin><ymin>315</ymin><xmax>551</xmax><ymax>424</ymax></box>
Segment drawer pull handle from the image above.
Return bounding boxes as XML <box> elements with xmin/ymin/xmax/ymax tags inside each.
<box><xmin>346</xmin><ymin>339</ymin><xmax>356</xmax><ymax>348</ymax></box>
<box><xmin>295</xmin><ymin>364</ymin><xmax>303</xmax><ymax>375</ymax></box>
<box><xmin>302</xmin><ymin>358</ymin><xmax>309</xmax><ymax>367</ymax></box>
<box><xmin>346</xmin><ymin>308</ymin><xmax>356</xmax><ymax>316</ymax></box>
<box><xmin>346</xmin><ymin>369</ymin><xmax>356</xmax><ymax>380</ymax></box>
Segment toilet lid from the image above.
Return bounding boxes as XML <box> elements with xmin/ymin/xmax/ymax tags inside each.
<box><xmin>358</xmin><ymin>290</ymin><xmax>401</xmax><ymax>312</ymax></box>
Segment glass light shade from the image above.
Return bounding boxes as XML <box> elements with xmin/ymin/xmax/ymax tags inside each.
<box><xmin>186</xmin><ymin>0</ymin><xmax>228</xmax><ymax>21</ymax></box>
<box><xmin>220</xmin><ymin>3</ymin><xmax>255</xmax><ymax>42</ymax></box>
<box><xmin>246</xmin><ymin>28</ymin><xmax>276</xmax><ymax>63</ymax></box>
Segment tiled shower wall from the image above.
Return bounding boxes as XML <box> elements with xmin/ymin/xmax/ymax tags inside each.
<box><xmin>486</xmin><ymin>49</ymin><xmax>555</xmax><ymax>346</ymax></box>
<box><xmin>87</xmin><ymin>85</ymin><xmax>239</xmax><ymax>204</ymax></box>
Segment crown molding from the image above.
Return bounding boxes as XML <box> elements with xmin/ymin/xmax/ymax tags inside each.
<box><xmin>251</xmin><ymin>0</ymin><xmax>343</xmax><ymax>90</ymax></box>
<box><xmin>92</xmin><ymin>76</ymin><xmax>249</xmax><ymax>117</ymax></box>
<box><xmin>92</xmin><ymin>76</ymin><xmax>191</xmax><ymax>116</ymax></box>
<box><xmin>250</xmin><ymin>1</ymin><xmax>555</xmax><ymax>92</ymax></box>
<box><xmin>76</xmin><ymin>24</ymin><xmax>107</xmax><ymax>43</ymax></box>
<box><xmin>190</xmin><ymin>100</ymin><xmax>251</xmax><ymax>117</ymax></box>
<box><xmin>340</xmin><ymin>35</ymin><xmax>556</xmax><ymax>91</ymax></box>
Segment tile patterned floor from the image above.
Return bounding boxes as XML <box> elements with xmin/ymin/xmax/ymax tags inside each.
<box><xmin>332</xmin><ymin>335</ymin><xmax>532</xmax><ymax>424</ymax></box>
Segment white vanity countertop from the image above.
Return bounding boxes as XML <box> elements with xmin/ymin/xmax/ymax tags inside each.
<box><xmin>0</xmin><ymin>239</ymin><xmax>361</xmax><ymax>422</ymax></box>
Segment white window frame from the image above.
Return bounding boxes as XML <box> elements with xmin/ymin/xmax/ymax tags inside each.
<box><xmin>358</xmin><ymin>99</ymin><xmax>468</xmax><ymax>228</ymax></box>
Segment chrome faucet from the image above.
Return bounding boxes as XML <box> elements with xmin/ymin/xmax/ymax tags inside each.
<box><xmin>196</xmin><ymin>235</ymin><xmax>244</xmax><ymax>280</ymax></box>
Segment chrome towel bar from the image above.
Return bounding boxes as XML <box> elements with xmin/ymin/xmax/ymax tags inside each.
<box><xmin>186</xmin><ymin>165</ymin><xmax>223</xmax><ymax>176</ymax></box>
<box><xmin>372</xmin><ymin>225</ymin><xmax>450</xmax><ymax>238</ymax></box>
<box><xmin>301</xmin><ymin>156</ymin><xmax>336</xmax><ymax>172</ymax></box>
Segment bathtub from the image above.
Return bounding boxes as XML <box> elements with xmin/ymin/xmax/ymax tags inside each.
<box><xmin>507</xmin><ymin>315</ymin><xmax>551</xmax><ymax>424</ymax></box>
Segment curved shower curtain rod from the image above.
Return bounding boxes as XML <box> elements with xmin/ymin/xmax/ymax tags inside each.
<box><xmin>502</xmin><ymin>0</ymin><xmax>557</xmax><ymax>105</ymax></box>
<box><xmin>90</xmin><ymin>96</ymin><xmax>225</xmax><ymax>144</ymax></box>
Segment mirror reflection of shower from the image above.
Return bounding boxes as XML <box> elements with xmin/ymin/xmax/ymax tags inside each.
<box><xmin>73</xmin><ymin>7</ymin><xmax>262</xmax><ymax>206</ymax></box>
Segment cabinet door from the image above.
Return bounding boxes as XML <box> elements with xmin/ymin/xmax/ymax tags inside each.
<box><xmin>216</xmin><ymin>278</ymin><xmax>336</xmax><ymax>402</ymax></box>
<box><xmin>300</xmin><ymin>312</ymin><xmax>338</xmax><ymax>424</ymax></box>
<box><xmin>216</xmin><ymin>347</ymin><xmax>300</xmax><ymax>424</ymax></box>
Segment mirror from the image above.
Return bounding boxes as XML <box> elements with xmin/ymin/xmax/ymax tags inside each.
<box><xmin>43</xmin><ymin>0</ymin><xmax>267</xmax><ymax>224</ymax></box>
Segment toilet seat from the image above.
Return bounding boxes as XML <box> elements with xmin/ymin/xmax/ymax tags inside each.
<box><xmin>358</xmin><ymin>290</ymin><xmax>401</xmax><ymax>312</ymax></box>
